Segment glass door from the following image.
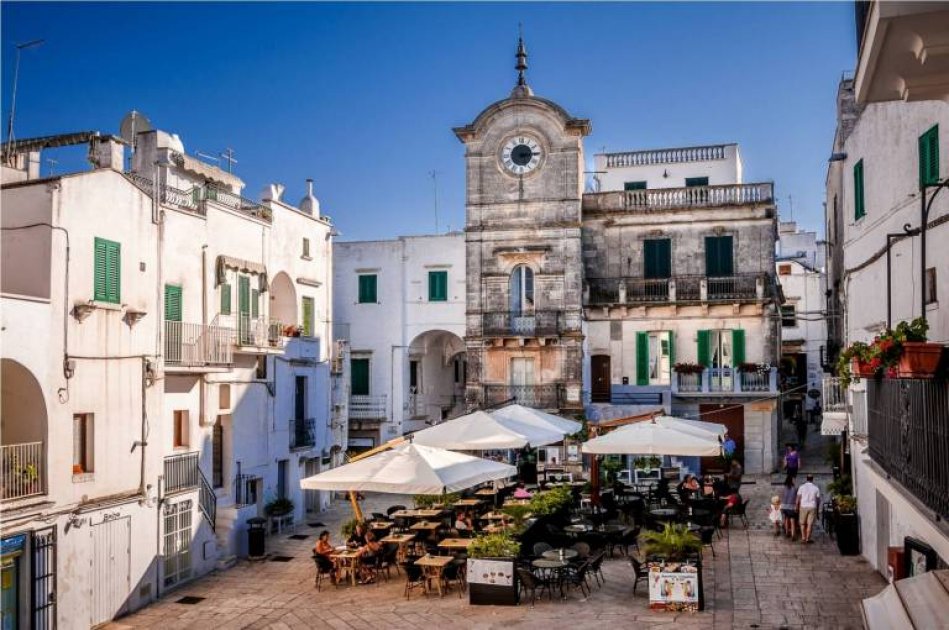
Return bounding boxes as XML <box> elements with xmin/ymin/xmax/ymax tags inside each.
<box><xmin>510</xmin><ymin>358</ymin><xmax>535</xmax><ymax>405</ymax></box>
<box><xmin>709</xmin><ymin>330</ymin><xmax>733</xmax><ymax>391</ymax></box>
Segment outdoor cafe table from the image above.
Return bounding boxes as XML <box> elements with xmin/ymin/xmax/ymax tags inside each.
<box><xmin>564</xmin><ymin>524</ymin><xmax>591</xmax><ymax>536</ymax></box>
<box><xmin>390</xmin><ymin>509</ymin><xmax>444</xmax><ymax>520</ymax></box>
<box><xmin>542</xmin><ymin>548</ymin><xmax>578</xmax><ymax>561</ymax></box>
<box><xmin>438</xmin><ymin>538</ymin><xmax>474</xmax><ymax>552</ymax></box>
<box><xmin>531</xmin><ymin>558</ymin><xmax>570</xmax><ymax>599</ymax></box>
<box><xmin>453</xmin><ymin>498</ymin><xmax>483</xmax><ymax>508</ymax></box>
<box><xmin>474</xmin><ymin>488</ymin><xmax>499</xmax><ymax>497</ymax></box>
<box><xmin>503</xmin><ymin>498</ymin><xmax>530</xmax><ymax>507</ymax></box>
<box><xmin>381</xmin><ymin>533</ymin><xmax>417</xmax><ymax>561</ymax></box>
<box><xmin>330</xmin><ymin>549</ymin><xmax>362</xmax><ymax>586</ymax></box>
<box><xmin>650</xmin><ymin>508</ymin><xmax>681</xmax><ymax>522</ymax></box>
<box><xmin>414</xmin><ymin>554</ymin><xmax>454</xmax><ymax>596</ymax></box>
<box><xmin>481</xmin><ymin>511</ymin><xmax>508</xmax><ymax>521</ymax></box>
<box><xmin>368</xmin><ymin>520</ymin><xmax>393</xmax><ymax>531</ymax></box>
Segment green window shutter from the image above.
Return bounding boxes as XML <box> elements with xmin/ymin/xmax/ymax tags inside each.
<box><xmin>732</xmin><ymin>329</ymin><xmax>746</xmax><ymax>365</ymax></box>
<box><xmin>428</xmin><ymin>271</ymin><xmax>448</xmax><ymax>302</ymax></box>
<box><xmin>668</xmin><ymin>330</ymin><xmax>675</xmax><ymax>365</ymax></box>
<box><xmin>636</xmin><ymin>331</ymin><xmax>649</xmax><ymax>386</ymax></box>
<box><xmin>358</xmin><ymin>274</ymin><xmax>377</xmax><ymax>303</ymax></box>
<box><xmin>251</xmin><ymin>289</ymin><xmax>259</xmax><ymax>319</ymax></box>
<box><xmin>302</xmin><ymin>296</ymin><xmax>314</xmax><ymax>337</ymax></box>
<box><xmin>685</xmin><ymin>177</ymin><xmax>709</xmax><ymax>187</ymax></box>
<box><xmin>220</xmin><ymin>283</ymin><xmax>231</xmax><ymax>315</ymax></box>
<box><xmin>623</xmin><ymin>181</ymin><xmax>647</xmax><ymax>191</ymax></box>
<box><xmin>238</xmin><ymin>276</ymin><xmax>250</xmax><ymax>316</ymax></box>
<box><xmin>697</xmin><ymin>330</ymin><xmax>710</xmax><ymax>367</ymax></box>
<box><xmin>919</xmin><ymin>125</ymin><xmax>940</xmax><ymax>187</ymax></box>
<box><xmin>351</xmin><ymin>358</ymin><xmax>370</xmax><ymax>396</ymax></box>
<box><xmin>644</xmin><ymin>239</ymin><xmax>671</xmax><ymax>279</ymax></box>
<box><xmin>94</xmin><ymin>238</ymin><xmax>121</xmax><ymax>303</ymax></box>
<box><xmin>164</xmin><ymin>285</ymin><xmax>182</xmax><ymax>321</ymax></box>
<box><xmin>704</xmin><ymin>236</ymin><xmax>733</xmax><ymax>277</ymax></box>
<box><xmin>854</xmin><ymin>159</ymin><xmax>865</xmax><ymax>220</ymax></box>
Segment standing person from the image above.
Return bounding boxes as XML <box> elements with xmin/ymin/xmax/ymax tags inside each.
<box><xmin>805</xmin><ymin>391</ymin><xmax>819</xmax><ymax>427</ymax></box>
<box><xmin>780</xmin><ymin>476</ymin><xmax>799</xmax><ymax>541</ymax></box>
<box><xmin>721</xmin><ymin>433</ymin><xmax>737</xmax><ymax>461</ymax></box>
<box><xmin>768</xmin><ymin>496</ymin><xmax>783</xmax><ymax>536</ymax></box>
<box><xmin>796</xmin><ymin>474</ymin><xmax>821</xmax><ymax>544</ymax></box>
<box><xmin>784</xmin><ymin>444</ymin><xmax>801</xmax><ymax>479</ymax></box>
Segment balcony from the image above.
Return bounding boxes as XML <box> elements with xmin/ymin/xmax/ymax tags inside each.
<box><xmin>867</xmin><ymin>378</ymin><xmax>949</xmax><ymax>519</ymax></box>
<box><xmin>602</xmin><ymin>144</ymin><xmax>727</xmax><ymax>168</ymax></box>
<box><xmin>672</xmin><ymin>367</ymin><xmax>778</xmax><ymax>397</ymax></box>
<box><xmin>585</xmin><ymin>274</ymin><xmax>767</xmax><ymax>306</ymax></box>
<box><xmin>201</xmin><ymin>184</ymin><xmax>273</xmax><ymax>222</ymax></box>
<box><xmin>821</xmin><ymin>376</ymin><xmax>849</xmax><ymax>436</ymax></box>
<box><xmin>232</xmin><ymin>315</ymin><xmax>284</xmax><ymax>350</ymax></box>
<box><xmin>290</xmin><ymin>417</ymin><xmax>316</xmax><ymax>450</ymax></box>
<box><xmin>164</xmin><ymin>451</ymin><xmax>200</xmax><ymax>494</ymax></box>
<box><xmin>165</xmin><ymin>320</ymin><xmax>234</xmax><ymax>368</ymax></box>
<box><xmin>583</xmin><ymin>182</ymin><xmax>774</xmax><ymax>213</ymax></box>
<box><xmin>482</xmin><ymin>311</ymin><xmax>565</xmax><ymax>337</ymax></box>
<box><xmin>0</xmin><ymin>441</ymin><xmax>45</xmax><ymax>501</ymax></box>
<box><xmin>349</xmin><ymin>395</ymin><xmax>387</xmax><ymax>420</ymax></box>
<box><xmin>483</xmin><ymin>384</ymin><xmax>563</xmax><ymax>410</ymax></box>
<box><xmin>124</xmin><ymin>173</ymin><xmax>203</xmax><ymax>214</ymax></box>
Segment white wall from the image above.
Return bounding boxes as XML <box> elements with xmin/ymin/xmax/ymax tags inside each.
<box><xmin>594</xmin><ymin>144</ymin><xmax>742</xmax><ymax>192</ymax></box>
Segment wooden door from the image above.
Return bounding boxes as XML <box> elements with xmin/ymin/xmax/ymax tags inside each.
<box><xmin>592</xmin><ymin>355</ymin><xmax>611</xmax><ymax>403</ymax></box>
<box><xmin>699</xmin><ymin>403</ymin><xmax>744</xmax><ymax>473</ymax></box>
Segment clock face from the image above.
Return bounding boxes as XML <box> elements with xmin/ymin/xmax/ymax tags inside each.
<box><xmin>501</xmin><ymin>135</ymin><xmax>542</xmax><ymax>175</ymax></box>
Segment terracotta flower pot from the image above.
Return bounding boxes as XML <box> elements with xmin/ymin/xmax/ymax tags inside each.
<box><xmin>852</xmin><ymin>358</ymin><xmax>876</xmax><ymax>378</ymax></box>
<box><xmin>897</xmin><ymin>342</ymin><xmax>944</xmax><ymax>378</ymax></box>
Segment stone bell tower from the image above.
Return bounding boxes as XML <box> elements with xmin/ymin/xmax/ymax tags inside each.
<box><xmin>453</xmin><ymin>37</ymin><xmax>591</xmax><ymax>414</ymax></box>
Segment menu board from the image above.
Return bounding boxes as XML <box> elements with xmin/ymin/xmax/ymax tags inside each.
<box><xmin>467</xmin><ymin>558</ymin><xmax>514</xmax><ymax>587</ymax></box>
<box><xmin>647</xmin><ymin>560</ymin><xmax>700</xmax><ymax>612</ymax></box>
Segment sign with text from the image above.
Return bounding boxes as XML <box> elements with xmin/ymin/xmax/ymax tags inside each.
<box><xmin>647</xmin><ymin>560</ymin><xmax>700</xmax><ymax>612</ymax></box>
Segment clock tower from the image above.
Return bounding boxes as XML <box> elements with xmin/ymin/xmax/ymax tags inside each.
<box><xmin>453</xmin><ymin>37</ymin><xmax>591</xmax><ymax>414</ymax></box>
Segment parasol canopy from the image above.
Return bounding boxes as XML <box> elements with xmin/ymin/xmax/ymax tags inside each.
<box><xmin>411</xmin><ymin>410</ymin><xmax>563</xmax><ymax>450</ymax></box>
<box><xmin>581</xmin><ymin>415</ymin><xmax>725</xmax><ymax>457</ymax></box>
<box><xmin>491</xmin><ymin>403</ymin><xmax>582</xmax><ymax>436</ymax></box>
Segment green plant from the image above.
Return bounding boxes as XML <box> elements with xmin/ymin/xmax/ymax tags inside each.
<box><xmin>835</xmin><ymin>495</ymin><xmax>857</xmax><ymax>513</ymax></box>
<box><xmin>634</xmin><ymin>455</ymin><xmax>662</xmax><ymax>470</ymax></box>
<box><xmin>826</xmin><ymin>442</ymin><xmax>842</xmax><ymax>467</ymax></box>
<box><xmin>527</xmin><ymin>485</ymin><xmax>572</xmax><ymax>516</ymax></box>
<box><xmin>639</xmin><ymin>523</ymin><xmax>703</xmax><ymax>561</ymax></box>
<box><xmin>737</xmin><ymin>362</ymin><xmax>771</xmax><ymax>374</ymax></box>
<box><xmin>413</xmin><ymin>492</ymin><xmax>459</xmax><ymax>509</ymax></box>
<box><xmin>673</xmin><ymin>362</ymin><xmax>705</xmax><ymax>374</ymax></box>
<box><xmin>895</xmin><ymin>317</ymin><xmax>929</xmax><ymax>343</ymax></box>
<box><xmin>827</xmin><ymin>475</ymin><xmax>853</xmax><ymax>497</ymax></box>
<box><xmin>601</xmin><ymin>456</ymin><xmax>622</xmax><ymax>482</ymax></box>
<box><xmin>501</xmin><ymin>504</ymin><xmax>532</xmax><ymax>531</ymax></box>
<box><xmin>836</xmin><ymin>341</ymin><xmax>872</xmax><ymax>388</ymax></box>
<box><xmin>468</xmin><ymin>531</ymin><xmax>521</xmax><ymax>559</ymax></box>
<box><xmin>340</xmin><ymin>517</ymin><xmax>364</xmax><ymax>538</ymax></box>
<box><xmin>264</xmin><ymin>497</ymin><xmax>294</xmax><ymax>516</ymax></box>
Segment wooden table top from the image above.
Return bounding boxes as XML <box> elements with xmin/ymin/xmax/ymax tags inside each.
<box><xmin>380</xmin><ymin>533</ymin><xmax>416</xmax><ymax>543</ymax></box>
<box><xmin>474</xmin><ymin>488</ymin><xmax>499</xmax><ymax>496</ymax></box>
<box><xmin>453</xmin><ymin>498</ymin><xmax>483</xmax><ymax>506</ymax></box>
<box><xmin>409</xmin><ymin>521</ymin><xmax>441</xmax><ymax>531</ymax></box>
<box><xmin>438</xmin><ymin>538</ymin><xmax>473</xmax><ymax>550</ymax></box>
<box><xmin>503</xmin><ymin>499</ymin><xmax>530</xmax><ymax>506</ymax></box>
<box><xmin>391</xmin><ymin>509</ymin><xmax>444</xmax><ymax>519</ymax></box>
<box><xmin>330</xmin><ymin>550</ymin><xmax>361</xmax><ymax>559</ymax></box>
<box><xmin>368</xmin><ymin>521</ymin><xmax>393</xmax><ymax>529</ymax></box>
<box><xmin>414</xmin><ymin>555</ymin><xmax>454</xmax><ymax>568</ymax></box>
<box><xmin>481</xmin><ymin>511</ymin><xmax>510</xmax><ymax>520</ymax></box>
<box><xmin>483</xmin><ymin>523</ymin><xmax>508</xmax><ymax>533</ymax></box>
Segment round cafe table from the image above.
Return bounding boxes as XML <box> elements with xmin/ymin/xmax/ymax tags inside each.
<box><xmin>650</xmin><ymin>508</ymin><xmax>681</xmax><ymax>522</ymax></box>
<box><xmin>542</xmin><ymin>548</ymin><xmax>579</xmax><ymax>561</ymax></box>
<box><xmin>532</xmin><ymin>558</ymin><xmax>569</xmax><ymax>599</ymax></box>
<box><xmin>564</xmin><ymin>524</ymin><xmax>591</xmax><ymax>536</ymax></box>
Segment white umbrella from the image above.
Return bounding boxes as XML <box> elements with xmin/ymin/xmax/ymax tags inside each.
<box><xmin>411</xmin><ymin>410</ymin><xmax>563</xmax><ymax>450</ymax></box>
<box><xmin>581</xmin><ymin>418</ymin><xmax>724</xmax><ymax>457</ymax></box>
<box><xmin>491</xmin><ymin>404</ymin><xmax>582</xmax><ymax>436</ymax></box>
<box><xmin>651</xmin><ymin>415</ymin><xmax>726</xmax><ymax>440</ymax></box>
<box><xmin>299</xmin><ymin>442</ymin><xmax>516</xmax><ymax>495</ymax></box>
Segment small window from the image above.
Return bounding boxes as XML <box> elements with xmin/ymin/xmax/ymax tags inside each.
<box><xmin>219</xmin><ymin>384</ymin><xmax>231</xmax><ymax>409</ymax></box>
<box><xmin>173</xmin><ymin>410</ymin><xmax>189</xmax><ymax>448</ymax></box>
<box><xmin>685</xmin><ymin>177</ymin><xmax>709</xmax><ymax>187</ymax></box>
<box><xmin>212</xmin><ymin>420</ymin><xmax>224</xmax><ymax>488</ymax></box>
<box><xmin>623</xmin><ymin>181</ymin><xmax>647</xmax><ymax>191</ymax></box>
<box><xmin>255</xmin><ymin>356</ymin><xmax>268</xmax><ymax>380</ymax></box>
<box><xmin>778</xmin><ymin>264</ymin><xmax>792</xmax><ymax>276</ymax></box>
<box><xmin>925</xmin><ymin>267</ymin><xmax>937</xmax><ymax>305</ymax></box>
<box><xmin>854</xmin><ymin>159</ymin><xmax>866</xmax><ymax>220</ymax></box>
<box><xmin>302</xmin><ymin>237</ymin><xmax>311</xmax><ymax>258</ymax></box>
<box><xmin>781</xmin><ymin>304</ymin><xmax>797</xmax><ymax>327</ymax></box>
<box><xmin>93</xmin><ymin>237</ymin><xmax>121</xmax><ymax>303</ymax></box>
<box><xmin>351</xmin><ymin>357</ymin><xmax>370</xmax><ymax>396</ymax></box>
<box><xmin>428</xmin><ymin>270</ymin><xmax>448</xmax><ymax>302</ymax></box>
<box><xmin>220</xmin><ymin>283</ymin><xmax>232</xmax><ymax>315</ymax></box>
<box><xmin>302</xmin><ymin>296</ymin><xmax>315</xmax><ymax>336</ymax></box>
<box><xmin>73</xmin><ymin>413</ymin><xmax>94</xmax><ymax>473</ymax></box>
<box><xmin>919</xmin><ymin>125</ymin><xmax>940</xmax><ymax>188</ymax></box>
<box><xmin>358</xmin><ymin>274</ymin><xmax>377</xmax><ymax>304</ymax></box>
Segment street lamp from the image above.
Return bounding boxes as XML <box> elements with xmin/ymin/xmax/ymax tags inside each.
<box><xmin>920</xmin><ymin>176</ymin><xmax>949</xmax><ymax>323</ymax></box>
<box><xmin>5</xmin><ymin>39</ymin><xmax>45</xmax><ymax>158</ymax></box>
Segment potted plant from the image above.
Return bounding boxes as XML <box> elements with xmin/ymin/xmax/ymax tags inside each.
<box><xmin>264</xmin><ymin>497</ymin><xmax>294</xmax><ymax>517</ymax></box>
<box><xmin>836</xmin><ymin>341</ymin><xmax>873</xmax><ymax>388</ymax></box>
<box><xmin>639</xmin><ymin>523</ymin><xmax>704</xmax><ymax>612</ymax></box>
<box><xmin>467</xmin><ymin>531</ymin><xmax>521</xmax><ymax>605</ymax></box>
<box><xmin>501</xmin><ymin>504</ymin><xmax>532</xmax><ymax>533</ymax></box>
<box><xmin>833</xmin><ymin>495</ymin><xmax>859</xmax><ymax>556</ymax></box>
<box><xmin>737</xmin><ymin>362</ymin><xmax>770</xmax><ymax>373</ymax></box>
<box><xmin>673</xmin><ymin>362</ymin><xmax>705</xmax><ymax>374</ymax></box>
<box><xmin>340</xmin><ymin>517</ymin><xmax>364</xmax><ymax>539</ymax></box>
<box><xmin>282</xmin><ymin>324</ymin><xmax>303</xmax><ymax>338</ymax></box>
<box><xmin>895</xmin><ymin>317</ymin><xmax>944</xmax><ymax>377</ymax></box>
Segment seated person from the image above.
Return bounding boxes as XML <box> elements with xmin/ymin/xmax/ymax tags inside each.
<box><xmin>512</xmin><ymin>483</ymin><xmax>533</xmax><ymax>500</ymax></box>
<box><xmin>347</xmin><ymin>523</ymin><xmax>368</xmax><ymax>548</ymax></box>
<box><xmin>719</xmin><ymin>493</ymin><xmax>742</xmax><ymax>527</ymax></box>
<box><xmin>654</xmin><ymin>477</ymin><xmax>674</xmax><ymax>503</ymax></box>
<box><xmin>356</xmin><ymin>531</ymin><xmax>382</xmax><ymax>584</ymax></box>
<box><xmin>313</xmin><ymin>530</ymin><xmax>334</xmax><ymax>557</ymax></box>
<box><xmin>454</xmin><ymin>511</ymin><xmax>471</xmax><ymax>531</ymax></box>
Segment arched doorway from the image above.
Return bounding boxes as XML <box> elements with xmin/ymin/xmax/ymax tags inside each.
<box><xmin>269</xmin><ymin>271</ymin><xmax>297</xmax><ymax>328</ymax></box>
<box><xmin>1</xmin><ymin>359</ymin><xmax>48</xmax><ymax>499</ymax></box>
<box><xmin>407</xmin><ymin>330</ymin><xmax>466</xmax><ymax>428</ymax></box>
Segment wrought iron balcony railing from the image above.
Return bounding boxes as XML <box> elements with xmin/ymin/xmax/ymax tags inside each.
<box><xmin>483</xmin><ymin>384</ymin><xmax>563</xmax><ymax>410</ymax></box>
<box><xmin>482</xmin><ymin>311</ymin><xmax>565</xmax><ymax>337</ymax></box>
<box><xmin>0</xmin><ymin>441</ymin><xmax>45</xmax><ymax>501</ymax></box>
<box><xmin>165</xmin><ymin>320</ymin><xmax>234</xmax><ymax>367</ymax></box>
<box><xmin>867</xmin><ymin>378</ymin><xmax>949</xmax><ymax>519</ymax></box>
<box><xmin>290</xmin><ymin>417</ymin><xmax>316</xmax><ymax>449</ymax></box>
<box><xmin>349</xmin><ymin>395</ymin><xmax>387</xmax><ymax>420</ymax></box>
<box><xmin>585</xmin><ymin>274</ymin><xmax>767</xmax><ymax>306</ymax></box>
<box><xmin>164</xmin><ymin>451</ymin><xmax>200</xmax><ymax>494</ymax></box>
<box><xmin>672</xmin><ymin>367</ymin><xmax>778</xmax><ymax>396</ymax></box>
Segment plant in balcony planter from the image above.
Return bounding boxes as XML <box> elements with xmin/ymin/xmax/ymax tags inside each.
<box><xmin>634</xmin><ymin>455</ymin><xmax>662</xmax><ymax>471</ymax></box>
<box><xmin>737</xmin><ymin>362</ymin><xmax>770</xmax><ymax>374</ymax></box>
<box><xmin>282</xmin><ymin>324</ymin><xmax>303</xmax><ymax>338</ymax></box>
<box><xmin>836</xmin><ymin>341</ymin><xmax>873</xmax><ymax>388</ymax></box>
<box><xmin>501</xmin><ymin>504</ymin><xmax>532</xmax><ymax>533</ymax></box>
<box><xmin>894</xmin><ymin>317</ymin><xmax>944</xmax><ymax>378</ymax></box>
<box><xmin>468</xmin><ymin>531</ymin><xmax>521</xmax><ymax>559</ymax></box>
<box><xmin>264</xmin><ymin>497</ymin><xmax>294</xmax><ymax>517</ymax></box>
<box><xmin>673</xmin><ymin>362</ymin><xmax>705</xmax><ymax>374</ymax></box>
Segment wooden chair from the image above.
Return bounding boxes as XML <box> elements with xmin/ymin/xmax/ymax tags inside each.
<box><xmin>516</xmin><ymin>567</ymin><xmax>548</xmax><ymax>606</ymax></box>
<box><xmin>570</xmin><ymin>541</ymin><xmax>591</xmax><ymax>559</ymax></box>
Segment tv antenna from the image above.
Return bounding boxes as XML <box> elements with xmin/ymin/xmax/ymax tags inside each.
<box><xmin>430</xmin><ymin>170</ymin><xmax>440</xmax><ymax>233</ymax></box>
<box><xmin>196</xmin><ymin>151</ymin><xmax>220</xmax><ymax>165</ymax></box>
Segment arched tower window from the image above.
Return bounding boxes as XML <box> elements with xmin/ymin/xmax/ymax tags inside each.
<box><xmin>509</xmin><ymin>265</ymin><xmax>534</xmax><ymax>316</ymax></box>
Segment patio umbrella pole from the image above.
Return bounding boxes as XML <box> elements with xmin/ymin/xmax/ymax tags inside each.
<box><xmin>348</xmin><ymin>490</ymin><xmax>364</xmax><ymax>522</ymax></box>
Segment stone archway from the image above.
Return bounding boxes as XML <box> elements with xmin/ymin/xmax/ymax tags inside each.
<box><xmin>406</xmin><ymin>330</ymin><xmax>466</xmax><ymax>428</ymax></box>
<box><xmin>269</xmin><ymin>271</ymin><xmax>297</xmax><ymax>327</ymax></box>
<box><xmin>1</xmin><ymin>359</ymin><xmax>48</xmax><ymax>499</ymax></box>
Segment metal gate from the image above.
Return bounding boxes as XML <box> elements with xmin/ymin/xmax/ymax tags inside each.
<box><xmin>31</xmin><ymin>527</ymin><xmax>56</xmax><ymax>629</ymax></box>
<box><xmin>90</xmin><ymin>517</ymin><xmax>131</xmax><ymax>627</ymax></box>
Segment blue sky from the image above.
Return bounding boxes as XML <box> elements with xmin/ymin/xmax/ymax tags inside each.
<box><xmin>2</xmin><ymin>2</ymin><xmax>856</xmax><ymax>240</ymax></box>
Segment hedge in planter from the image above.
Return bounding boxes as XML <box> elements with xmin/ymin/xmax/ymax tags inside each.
<box><xmin>467</xmin><ymin>532</ymin><xmax>520</xmax><ymax>606</ymax></box>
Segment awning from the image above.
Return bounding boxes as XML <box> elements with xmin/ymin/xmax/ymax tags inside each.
<box><xmin>215</xmin><ymin>255</ymin><xmax>268</xmax><ymax>292</ymax></box>
<box><xmin>861</xmin><ymin>570</ymin><xmax>949</xmax><ymax>629</ymax></box>
<box><xmin>821</xmin><ymin>412</ymin><xmax>848</xmax><ymax>436</ymax></box>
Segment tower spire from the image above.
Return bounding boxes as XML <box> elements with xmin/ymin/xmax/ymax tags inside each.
<box><xmin>515</xmin><ymin>26</ymin><xmax>528</xmax><ymax>87</ymax></box>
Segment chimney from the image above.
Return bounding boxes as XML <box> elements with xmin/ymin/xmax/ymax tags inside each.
<box><xmin>299</xmin><ymin>178</ymin><xmax>320</xmax><ymax>217</ymax></box>
<box><xmin>91</xmin><ymin>137</ymin><xmax>125</xmax><ymax>172</ymax></box>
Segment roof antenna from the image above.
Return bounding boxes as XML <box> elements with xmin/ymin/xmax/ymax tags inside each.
<box><xmin>515</xmin><ymin>24</ymin><xmax>528</xmax><ymax>87</ymax></box>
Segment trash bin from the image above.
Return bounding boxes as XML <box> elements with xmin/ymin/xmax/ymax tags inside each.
<box><xmin>247</xmin><ymin>517</ymin><xmax>267</xmax><ymax>557</ymax></box>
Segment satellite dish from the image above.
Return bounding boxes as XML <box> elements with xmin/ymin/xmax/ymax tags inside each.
<box><xmin>119</xmin><ymin>110</ymin><xmax>152</xmax><ymax>147</ymax></box>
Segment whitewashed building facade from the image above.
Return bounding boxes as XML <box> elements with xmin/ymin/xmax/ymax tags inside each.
<box><xmin>0</xmin><ymin>126</ymin><xmax>343</xmax><ymax>627</ymax></box>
